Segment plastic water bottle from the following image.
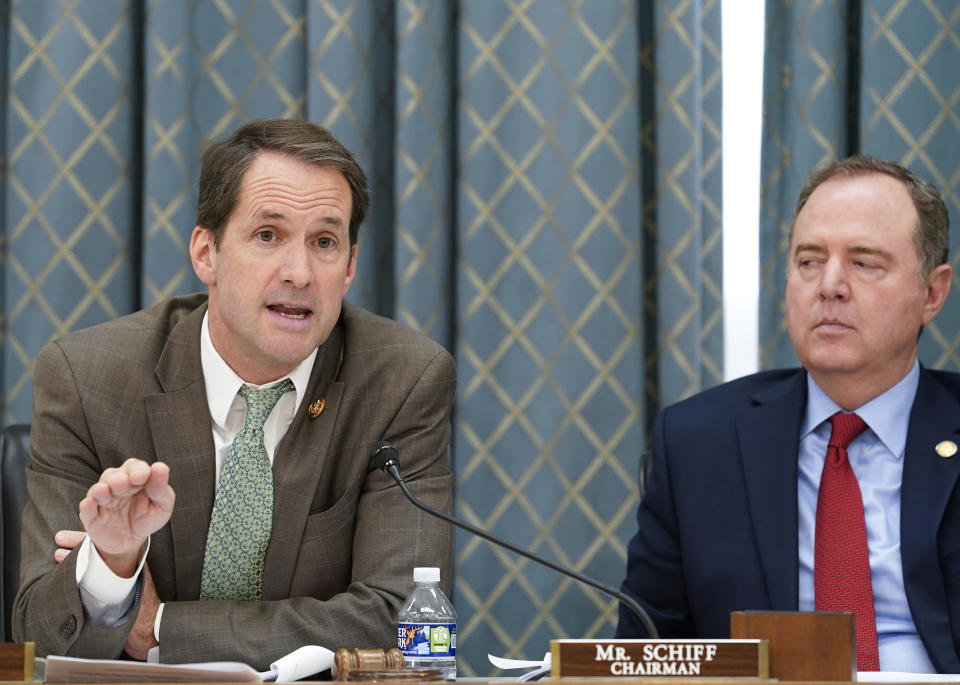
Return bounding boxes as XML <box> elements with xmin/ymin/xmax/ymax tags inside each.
<box><xmin>397</xmin><ymin>567</ymin><xmax>457</xmax><ymax>680</ymax></box>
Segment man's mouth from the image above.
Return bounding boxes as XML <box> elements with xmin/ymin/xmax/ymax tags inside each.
<box><xmin>816</xmin><ymin>318</ymin><xmax>850</xmax><ymax>330</ymax></box>
<box><xmin>268</xmin><ymin>304</ymin><xmax>312</xmax><ymax>320</ymax></box>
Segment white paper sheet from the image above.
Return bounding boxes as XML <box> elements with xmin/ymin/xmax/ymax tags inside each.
<box><xmin>265</xmin><ymin>645</ymin><xmax>336</xmax><ymax>682</ymax></box>
<box><xmin>43</xmin><ymin>645</ymin><xmax>335</xmax><ymax>683</ymax></box>
<box><xmin>487</xmin><ymin>653</ymin><xmax>551</xmax><ymax>682</ymax></box>
<box><xmin>44</xmin><ymin>655</ymin><xmax>262</xmax><ymax>683</ymax></box>
<box><xmin>857</xmin><ymin>672</ymin><xmax>960</xmax><ymax>682</ymax></box>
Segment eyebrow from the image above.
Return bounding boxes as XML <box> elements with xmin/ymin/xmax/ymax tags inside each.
<box><xmin>256</xmin><ymin>209</ymin><xmax>287</xmax><ymax>222</ymax></box>
<box><xmin>793</xmin><ymin>242</ymin><xmax>893</xmax><ymax>259</ymax></box>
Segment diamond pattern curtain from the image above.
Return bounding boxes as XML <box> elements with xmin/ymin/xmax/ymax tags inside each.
<box><xmin>760</xmin><ymin>0</ymin><xmax>960</xmax><ymax>369</ymax></box>
<box><xmin>0</xmin><ymin>0</ymin><xmax>721</xmax><ymax>674</ymax></box>
<box><xmin>454</xmin><ymin>2</ymin><xmax>721</xmax><ymax>670</ymax></box>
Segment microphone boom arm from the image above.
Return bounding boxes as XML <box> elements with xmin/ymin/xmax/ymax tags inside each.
<box><xmin>372</xmin><ymin>441</ymin><xmax>659</xmax><ymax>639</ymax></box>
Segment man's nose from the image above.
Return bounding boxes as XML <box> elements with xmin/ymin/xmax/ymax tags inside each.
<box><xmin>278</xmin><ymin>243</ymin><xmax>312</xmax><ymax>287</ymax></box>
<box><xmin>818</xmin><ymin>259</ymin><xmax>850</xmax><ymax>301</ymax></box>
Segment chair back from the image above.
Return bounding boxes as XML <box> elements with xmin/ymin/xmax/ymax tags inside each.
<box><xmin>0</xmin><ymin>425</ymin><xmax>31</xmax><ymax>642</ymax></box>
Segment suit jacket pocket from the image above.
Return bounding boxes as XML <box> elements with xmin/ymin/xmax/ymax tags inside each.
<box><xmin>289</xmin><ymin>479</ymin><xmax>361</xmax><ymax>599</ymax></box>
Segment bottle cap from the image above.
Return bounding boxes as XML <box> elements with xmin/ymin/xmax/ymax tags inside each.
<box><xmin>413</xmin><ymin>567</ymin><xmax>440</xmax><ymax>583</ymax></box>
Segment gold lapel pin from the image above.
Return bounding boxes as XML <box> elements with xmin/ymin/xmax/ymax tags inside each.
<box><xmin>307</xmin><ymin>397</ymin><xmax>325</xmax><ymax>419</ymax></box>
<box><xmin>935</xmin><ymin>440</ymin><xmax>957</xmax><ymax>458</ymax></box>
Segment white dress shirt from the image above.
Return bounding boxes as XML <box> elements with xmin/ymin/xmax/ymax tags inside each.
<box><xmin>75</xmin><ymin>312</ymin><xmax>316</xmax><ymax>643</ymax></box>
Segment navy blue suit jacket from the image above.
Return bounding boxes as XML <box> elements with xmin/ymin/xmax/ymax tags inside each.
<box><xmin>617</xmin><ymin>367</ymin><xmax>960</xmax><ymax>673</ymax></box>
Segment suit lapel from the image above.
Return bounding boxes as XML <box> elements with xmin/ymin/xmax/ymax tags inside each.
<box><xmin>145</xmin><ymin>303</ymin><xmax>217</xmax><ymax>600</ymax></box>
<box><xmin>736</xmin><ymin>371</ymin><xmax>806</xmax><ymax>610</ymax></box>
<box><xmin>146</xmin><ymin>384</ymin><xmax>216</xmax><ymax>599</ymax></box>
<box><xmin>901</xmin><ymin>369</ymin><xmax>960</xmax><ymax>672</ymax></box>
<box><xmin>262</xmin><ymin>320</ymin><xmax>345</xmax><ymax>600</ymax></box>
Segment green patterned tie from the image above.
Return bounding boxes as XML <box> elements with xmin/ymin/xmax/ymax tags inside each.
<box><xmin>200</xmin><ymin>379</ymin><xmax>294</xmax><ymax>601</ymax></box>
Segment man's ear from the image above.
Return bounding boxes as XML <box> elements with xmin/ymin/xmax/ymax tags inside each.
<box><xmin>921</xmin><ymin>262</ymin><xmax>953</xmax><ymax>326</ymax></box>
<box><xmin>190</xmin><ymin>226</ymin><xmax>217</xmax><ymax>286</ymax></box>
<box><xmin>341</xmin><ymin>244</ymin><xmax>358</xmax><ymax>297</ymax></box>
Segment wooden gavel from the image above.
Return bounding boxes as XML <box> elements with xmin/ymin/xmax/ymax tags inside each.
<box><xmin>334</xmin><ymin>648</ymin><xmax>405</xmax><ymax>680</ymax></box>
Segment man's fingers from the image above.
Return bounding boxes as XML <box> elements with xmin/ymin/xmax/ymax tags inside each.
<box><xmin>86</xmin><ymin>459</ymin><xmax>164</xmax><ymax>508</ymax></box>
<box><xmin>54</xmin><ymin>530</ymin><xmax>86</xmax><ymax>548</ymax></box>
<box><xmin>53</xmin><ymin>530</ymin><xmax>86</xmax><ymax>563</ymax></box>
<box><xmin>86</xmin><ymin>472</ymin><xmax>129</xmax><ymax>507</ymax></box>
<box><xmin>121</xmin><ymin>458</ymin><xmax>152</xmax><ymax>487</ymax></box>
<box><xmin>143</xmin><ymin>462</ymin><xmax>172</xmax><ymax>502</ymax></box>
<box><xmin>101</xmin><ymin>461</ymin><xmax>149</xmax><ymax>497</ymax></box>
<box><xmin>78</xmin><ymin>494</ymin><xmax>100</xmax><ymax>526</ymax></box>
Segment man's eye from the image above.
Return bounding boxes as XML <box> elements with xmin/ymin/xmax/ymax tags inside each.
<box><xmin>317</xmin><ymin>237</ymin><xmax>335</xmax><ymax>249</ymax></box>
<box><xmin>256</xmin><ymin>230</ymin><xmax>275</xmax><ymax>242</ymax></box>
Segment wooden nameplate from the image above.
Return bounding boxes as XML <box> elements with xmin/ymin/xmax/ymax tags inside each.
<box><xmin>730</xmin><ymin>611</ymin><xmax>855</xmax><ymax>681</ymax></box>
<box><xmin>550</xmin><ymin>639</ymin><xmax>768</xmax><ymax>678</ymax></box>
<box><xmin>0</xmin><ymin>643</ymin><xmax>33</xmax><ymax>681</ymax></box>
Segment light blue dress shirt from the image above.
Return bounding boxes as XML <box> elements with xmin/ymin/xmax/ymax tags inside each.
<box><xmin>797</xmin><ymin>359</ymin><xmax>935</xmax><ymax>673</ymax></box>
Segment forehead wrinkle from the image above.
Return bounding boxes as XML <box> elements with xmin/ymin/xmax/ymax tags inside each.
<box><xmin>247</xmin><ymin>192</ymin><xmax>349</xmax><ymax>226</ymax></box>
<box><xmin>239</xmin><ymin>162</ymin><xmax>352</xmax><ymax>231</ymax></box>
<box><xmin>244</xmin><ymin>176</ymin><xmax>348</xmax><ymax>206</ymax></box>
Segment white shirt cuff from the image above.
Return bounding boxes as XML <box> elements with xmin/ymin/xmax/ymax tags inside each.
<box><xmin>75</xmin><ymin>536</ymin><xmax>150</xmax><ymax>627</ymax></box>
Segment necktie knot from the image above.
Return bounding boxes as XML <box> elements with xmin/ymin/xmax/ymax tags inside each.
<box><xmin>828</xmin><ymin>412</ymin><xmax>867</xmax><ymax>450</ymax></box>
<box><xmin>239</xmin><ymin>379</ymin><xmax>295</xmax><ymax>432</ymax></box>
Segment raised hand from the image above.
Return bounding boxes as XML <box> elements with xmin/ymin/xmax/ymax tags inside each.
<box><xmin>78</xmin><ymin>459</ymin><xmax>175</xmax><ymax>577</ymax></box>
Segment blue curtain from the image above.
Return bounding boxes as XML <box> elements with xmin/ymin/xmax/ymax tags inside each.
<box><xmin>0</xmin><ymin>0</ymin><xmax>721</xmax><ymax>674</ymax></box>
<box><xmin>760</xmin><ymin>0</ymin><xmax>960</xmax><ymax>369</ymax></box>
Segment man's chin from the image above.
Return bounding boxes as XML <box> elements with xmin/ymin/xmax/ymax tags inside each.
<box><xmin>269</xmin><ymin>345</ymin><xmax>318</xmax><ymax>369</ymax></box>
<box><xmin>803</xmin><ymin>354</ymin><xmax>864</xmax><ymax>377</ymax></box>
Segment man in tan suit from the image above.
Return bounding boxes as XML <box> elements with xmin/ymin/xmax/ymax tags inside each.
<box><xmin>13</xmin><ymin>119</ymin><xmax>455</xmax><ymax>669</ymax></box>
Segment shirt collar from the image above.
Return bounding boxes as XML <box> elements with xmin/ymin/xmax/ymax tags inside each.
<box><xmin>200</xmin><ymin>312</ymin><xmax>318</xmax><ymax>429</ymax></box>
<box><xmin>801</xmin><ymin>358</ymin><xmax>920</xmax><ymax>458</ymax></box>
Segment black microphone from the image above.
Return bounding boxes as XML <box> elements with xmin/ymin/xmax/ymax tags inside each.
<box><xmin>369</xmin><ymin>440</ymin><xmax>660</xmax><ymax>639</ymax></box>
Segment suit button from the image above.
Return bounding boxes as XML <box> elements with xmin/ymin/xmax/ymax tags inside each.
<box><xmin>59</xmin><ymin>615</ymin><xmax>77</xmax><ymax>639</ymax></box>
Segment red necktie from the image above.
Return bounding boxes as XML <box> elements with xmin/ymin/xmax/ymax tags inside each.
<box><xmin>814</xmin><ymin>412</ymin><xmax>879</xmax><ymax>671</ymax></box>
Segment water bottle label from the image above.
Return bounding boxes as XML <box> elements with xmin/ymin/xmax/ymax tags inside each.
<box><xmin>398</xmin><ymin>622</ymin><xmax>456</xmax><ymax>657</ymax></box>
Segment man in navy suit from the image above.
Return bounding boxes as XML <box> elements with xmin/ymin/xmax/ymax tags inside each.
<box><xmin>617</xmin><ymin>155</ymin><xmax>960</xmax><ymax>673</ymax></box>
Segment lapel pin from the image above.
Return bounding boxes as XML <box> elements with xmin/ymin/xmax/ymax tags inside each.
<box><xmin>307</xmin><ymin>397</ymin><xmax>325</xmax><ymax>419</ymax></box>
<box><xmin>935</xmin><ymin>441</ymin><xmax>957</xmax><ymax>458</ymax></box>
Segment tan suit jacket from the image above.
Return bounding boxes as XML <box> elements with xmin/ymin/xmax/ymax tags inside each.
<box><xmin>13</xmin><ymin>294</ymin><xmax>455</xmax><ymax>669</ymax></box>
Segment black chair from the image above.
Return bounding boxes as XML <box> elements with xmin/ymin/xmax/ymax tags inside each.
<box><xmin>0</xmin><ymin>424</ymin><xmax>30</xmax><ymax>642</ymax></box>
